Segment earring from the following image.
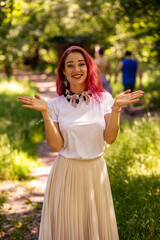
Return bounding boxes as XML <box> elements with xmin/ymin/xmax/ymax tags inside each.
<box><xmin>64</xmin><ymin>76</ymin><xmax>70</xmax><ymax>89</ymax></box>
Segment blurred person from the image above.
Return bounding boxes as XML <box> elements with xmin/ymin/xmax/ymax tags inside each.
<box><xmin>115</xmin><ymin>51</ymin><xmax>143</xmax><ymax>113</ymax></box>
<box><xmin>95</xmin><ymin>47</ymin><xmax>112</xmax><ymax>94</ymax></box>
<box><xmin>18</xmin><ymin>46</ymin><xmax>144</xmax><ymax>240</ymax></box>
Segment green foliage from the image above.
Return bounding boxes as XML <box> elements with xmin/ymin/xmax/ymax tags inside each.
<box><xmin>0</xmin><ymin>0</ymin><xmax>159</xmax><ymax>75</ymax></box>
<box><xmin>104</xmin><ymin>116</ymin><xmax>160</xmax><ymax>239</ymax></box>
<box><xmin>0</xmin><ymin>78</ymin><xmax>44</xmax><ymax>180</ymax></box>
<box><xmin>6</xmin><ymin>218</ymin><xmax>28</xmax><ymax>240</ymax></box>
<box><xmin>104</xmin><ymin>117</ymin><xmax>160</xmax><ymax>176</ymax></box>
<box><xmin>113</xmin><ymin>175</ymin><xmax>159</xmax><ymax>240</ymax></box>
<box><xmin>142</xmin><ymin>67</ymin><xmax>160</xmax><ymax>111</ymax></box>
<box><xmin>117</xmin><ymin>0</ymin><xmax>160</xmax><ymax>63</ymax></box>
<box><xmin>0</xmin><ymin>214</ymin><xmax>7</xmax><ymax>233</ymax></box>
<box><xmin>0</xmin><ymin>192</ymin><xmax>7</xmax><ymax>208</ymax></box>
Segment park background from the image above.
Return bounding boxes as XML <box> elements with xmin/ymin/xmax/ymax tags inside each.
<box><xmin>0</xmin><ymin>0</ymin><xmax>160</xmax><ymax>239</ymax></box>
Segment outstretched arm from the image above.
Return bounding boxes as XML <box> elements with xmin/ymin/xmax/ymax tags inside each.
<box><xmin>104</xmin><ymin>89</ymin><xmax>144</xmax><ymax>144</ymax></box>
<box><xmin>115</xmin><ymin>61</ymin><xmax>123</xmax><ymax>83</ymax></box>
<box><xmin>18</xmin><ymin>95</ymin><xmax>64</xmax><ymax>152</ymax></box>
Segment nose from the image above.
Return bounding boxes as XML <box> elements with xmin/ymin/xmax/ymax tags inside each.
<box><xmin>73</xmin><ymin>65</ymin><xmax>80</xmax><ymax>72</ymax></box>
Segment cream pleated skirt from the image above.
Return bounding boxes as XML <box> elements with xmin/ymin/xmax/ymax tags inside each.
<box><xmin>39</xmin><ymin>155</ymin><xmax>119</xmax><ymax>240</ymax></box>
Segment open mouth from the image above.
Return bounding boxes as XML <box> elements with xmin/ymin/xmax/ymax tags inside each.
<box><xmin>72</xmin><ymin>74</ymin><xmax>82</xmax><ymax>79</ymax></box>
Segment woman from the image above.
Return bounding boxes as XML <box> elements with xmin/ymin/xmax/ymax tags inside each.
<box><xmin>18</xmin><ymin>46</ymin><xmax>144</xmax><ymax>240</ymax></box>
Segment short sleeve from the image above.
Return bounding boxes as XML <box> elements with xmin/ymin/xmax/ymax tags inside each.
<box><xmin>103</xmin><ymin>92</ymin><xmax>114</xmax><ymax>115</ymax></box>
<box><xmin>47</xmin><ymin>99</ymin><xmax>58</xmax><ymax>122</ymax></box>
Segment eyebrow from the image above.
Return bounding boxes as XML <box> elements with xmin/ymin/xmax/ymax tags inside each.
<box><xmin>66</xmin><ymin>60</ymin><xmax>85</xmax><ymax>64</ymax></box>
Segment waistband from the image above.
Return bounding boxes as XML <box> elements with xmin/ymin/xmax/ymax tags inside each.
<box><xmin>59</xmin><ymin>154</ymin><xmax>102</xmax><ymax>162</ymax></box>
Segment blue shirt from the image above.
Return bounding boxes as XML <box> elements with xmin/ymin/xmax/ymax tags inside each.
<box><xmin>122</xmin><ymin>59</ymin><xmax>138</xmax><ymax>84</ymax></box>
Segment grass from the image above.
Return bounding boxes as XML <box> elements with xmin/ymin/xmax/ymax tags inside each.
<box><xmin>0</xmin><ymin>76</ymin><xmax>45</xmax><ymax>239</ymax></box>
<box><xmin>1</xmin><ymin>214</ymin><xmax>36</xmax><ymax>240</ymax></box>
<box><xmin>104</xmin><ymin>116</ymin><xmax>160</xmax><ymax>240</ymax></box>
<box><xmin>0</xmin><ymin>77</ymin><xmax>45</xmax><ymax>181</ymax></box>
<box><xmin>0</xmin><ymin>193</ymin><xmax>7</xmax><ymax>208</ymax></box>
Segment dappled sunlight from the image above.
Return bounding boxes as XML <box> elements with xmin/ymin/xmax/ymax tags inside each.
<box><xmin>0</xmin><ymin>133</ymin><xmax>42</xmax><ymax>180</ymax></box>
<box><xmin>0</xmin><ymin>79</ymin><xmax>27</xmax><ymax>94</ymax></box>
<box><xmin>0</xmin><ymin>164</ymin><xmax>51</xmax><ymax>238</ymax></box>
<box><xmin>0</xmin><ymin>78</ymin><xmax>37</xmax><ymax>95</ymax></box>
<box><xmin>0</xmin><ymin>79</ymin><xmax>44</xmax><ymax>181</ymax></box>
<box><xmin>104</xmin><ymin>114</ymin><xmax>160</xmax><ymax>239</ymax></box>
<box><xmin>105</xmin><ymin>115</ymin><xmax>160</xmax><ymax>178</ymax></box>
<box><xmin>0</xmin><ymin>179</ymin><xmax>44</xmax><ymax>215</ymax></box>
<box><xmin>142</xmin><ymin>72</ymin><xmax>150</xmax><ymax>86</ymax></box>
<box><xmin>127</xmin><ymin>156</ymin><xmax>160</xmax><ymax>177</ymax></box>
<box><xmin>0</xmin><ymin>203</ymin><xmax>42</xmax><ymax>239</ymax></box>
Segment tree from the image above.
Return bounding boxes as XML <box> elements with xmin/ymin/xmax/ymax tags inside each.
<box><xmin>0</xmin><ymin>0</ymin><xmax>159</xmax><ymax>75</ymax></box>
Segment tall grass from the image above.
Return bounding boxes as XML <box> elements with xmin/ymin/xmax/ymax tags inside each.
<box><xmin>104</xmin><ymin>116</ymin><xmax>160</xmax><ymax>239</ymax></box>
<box><xmin>0</xmin><ymin>77</ymin><xmax>44</xmax><ymax>180</ymax></box>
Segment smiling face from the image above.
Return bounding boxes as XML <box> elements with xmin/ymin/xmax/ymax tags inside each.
<box><xmin>63</xmin><ymin>51</ymin><xmax>88</xmax><ymax>94</ymax></box>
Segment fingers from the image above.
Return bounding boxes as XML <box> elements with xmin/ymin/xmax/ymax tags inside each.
<box><xmin>131</xmin><ymin>90</ymin><xmax>144</xmax><ymax>94</ymax></box>
<box><xmin>130</xmin><ymin>93</ymin><xmax>143</xmax><ymax>99</ymax></box>
<box><xmin>18</xmin><ymin>96</ymin><xmax>33</xmax><ymax>104</ymax></box>
<box><xmin>18</xmin><ymin>95</ymin><xmax>40</xmax><ymax>105</ymax></box>
<box><xmin>128</xmin><ymin>91</ymin><xmax>144</xmax><ymax>104</ymax></box>
<box><xmin>124</xmin><ymin>89</ymin><xmax>131</xmax><ymax>94</ymax></box>
<box><xmin>129</xmin><ymin>99</ymin><xmax>140</xmax><ymax>104</ymax></box>
<box><xmin>18</xmin><ymin>97</ymin><xmax>33</xmax><ymax>105</ymax></box>
<box><xmin>34</xmin><ymin>95</ymin><xmax>41</xmax><ymax>100</ymax></box>
<box><xmin>124</xmin><ymin>90</ymin><xmax>144</xmax><ymax>95</ymax></box>
<box><xmin>18</xmin><ymin>98</ymin><xmax>32</xmax><ymax>103</ymax></box>
<box><xmin>18</xmin><ymin>95</ymin><xmax>42</xmax><ymax>101</ymax></box>
<box><xmin>130</xmin><ymin>91</ymin><xmax>144</xmax><ymax>100</ymax></box>
<box><xmin>18</xmin><ymin>95</ymin><xmax>47</xmax><ymax>113</ymax></box>
<box><xmin>22</xmin><ymin>105</ymin><xmax>34</xmax><ymax>109</ymax></box>
<box><xmin>18</xmin><ymin>96</ymin><xmax>32</xmax><ymax>100</ymax></box>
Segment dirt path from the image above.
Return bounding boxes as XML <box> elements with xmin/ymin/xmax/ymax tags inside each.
<box><xmin>0</xmin><ymin>72</ymin><xmax>58</xmax><ymax>240</ymax></box>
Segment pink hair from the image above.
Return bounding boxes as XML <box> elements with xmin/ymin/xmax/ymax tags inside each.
<box><xmin>56</xmin><ymin>46</ymin><xmax>105</xmax><ymax>101</ymax></box>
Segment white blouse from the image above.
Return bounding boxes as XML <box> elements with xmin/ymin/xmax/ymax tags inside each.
<box><xmin>47</xmin><ymin>92</ymin><xmax>114</xmax><ymax>159</ymax></box>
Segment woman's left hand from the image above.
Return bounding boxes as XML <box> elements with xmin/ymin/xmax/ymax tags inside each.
<box><xmin>114</xmin><ymin>89</ymin><xmax>144</xmax><ymax>108</ymax></box>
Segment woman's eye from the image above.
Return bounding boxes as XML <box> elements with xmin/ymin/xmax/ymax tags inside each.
<box><xmin>67</xmin><ymin>64</ymin><xmax>74</xmax><ymax>68</ymax></box>
<box><xmin>66</xmin><ymin>63</ymin><xmax>86</xmax><ymax>68</ymax></box>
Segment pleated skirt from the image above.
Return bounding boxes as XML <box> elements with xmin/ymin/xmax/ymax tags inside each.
<box><xmin>38</xmin><ymin>155</ymin><xmax>119</xmax><ymax>240</ymax></box>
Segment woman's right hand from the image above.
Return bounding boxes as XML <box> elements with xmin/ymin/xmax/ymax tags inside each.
<box><xmin>18</xmin><ymin>95</ymin><xmax>48</xmax><ymax>113</ymax></box>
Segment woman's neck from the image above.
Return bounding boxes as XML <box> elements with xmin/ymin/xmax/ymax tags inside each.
<box><xmin>70</xmin><ymin>85</ymin><xmax>86</xmax><ymax>95</ymax></box>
